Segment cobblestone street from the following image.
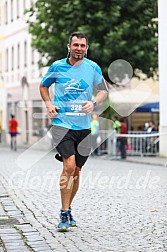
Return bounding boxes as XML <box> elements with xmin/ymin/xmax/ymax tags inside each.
<box><xmin>0</xmin><ymin>147</ymin><xmax>167</xmax><ymax>252</ymax></box>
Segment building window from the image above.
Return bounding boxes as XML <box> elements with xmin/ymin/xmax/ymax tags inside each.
<box><xmin>17</xmin><ymin>44</ymin><xmax>20</xmax><ymax>69</ymax></box>
<box><xmin>32</xmin><ymin>101</ymin><xmax>43</xmax><ymax>137</ymax></box>
<box><xmin>5</xmin><ymin>1</ymin><xmax>8</xmax><ymax>24</ymax></box>
<box><xmin>6</xmin><ymin>49</ymin><xmax>8</xmax><ymax>72</ymax></box>
<box><xmin>14</xmin><ymin>102</ymin><xmax>19</xmax><ymax>119</ymax></box>
<box><xmin>23</xmin><ymin>0</ymin><xmax>26</xmax><ymax>13</ymax></box>
<box><xmin>11</xmin><ymin>46</ymin><xmax>14</xmax><ymax>70</ymax></box>
<box><xmin>16</xmin><ymin>0</ymin><xmax>19</xmax><ymax>18</ymax></box>
<box><xmin>11</xmin><ymin>0</ymin><xmax>13</xmax><ymax>22</ymax></box>
<box><xmin>0</xmin><ymin>8</ymin><xmax>1</xmax><ymax>26</ymax></box>
<box><xmin>31</xmin><ymin>48</ymin><xmax>34</xmax><ymax>64</ymax></box>
<box><xmin>24</xmin><ymin>41</ymin><xmax>27</xmax><ymax>67</ymax></box>
<box><xmin>7</xmin><ymin>103</ymin><xmax>12</xmax><ymax>121</ymax></box>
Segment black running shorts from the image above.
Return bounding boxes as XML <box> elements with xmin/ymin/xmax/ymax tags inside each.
<box><xmin>51</xmin><ymin>126</ymin><xmax>91</xmax><ymax>168</ymax></box>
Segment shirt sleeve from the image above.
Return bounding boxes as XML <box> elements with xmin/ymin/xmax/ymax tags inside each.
<box><xmin>93</xmin><ymin>64</ymin><xmax>108</xmax><ymax>92</ymax></box>
<box><xmin>41</xmin><ymin>64</ymin><xmax>56</xmax><ymax>87</ymax></box>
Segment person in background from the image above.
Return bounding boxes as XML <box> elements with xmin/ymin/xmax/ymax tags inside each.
<box><xmin>8</xmin><ymin>114</ymin><xmax>18</xmax><ymax>151</ymax></box>
<box><xmin>146</xmin><ymin>120</ymin><xmax>156</xmax><ymax>152</ymax></box>
<box><xmin>119</xmin><ymin>117</ymin><xmax>127</xmax><ymax>159</ymax></box>
<box><xmin>155</xmin><ymin>123</ymin><xmax>159</xmax><ymax>132</ymax></box>
<box><xmin>112</xmin><ymin>116</ymin><xmax>121</xmax><ymax>134</ymax></box>
<box><xmin>112</xmin><ymin>115</ymin><xmax>121</xmax><ymax>156</ymax></box>
<box><xmin>91</xmin><ymin>114</ymin><xmax>100</xmax><ymax>156</ymax></box>
<box><xmin>147</xmin><ymin>121</ymin><xmax>156</xmax><ymax>133</ymax></box>
<box><xmin>143</xmin><ymin>122</ymin><xmax>149</xmax><ymax>132</ymax></box>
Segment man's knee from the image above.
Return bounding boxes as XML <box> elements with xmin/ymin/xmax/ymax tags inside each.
<box><xmin>64</xmin><ymin>166</ymin><xmax>76</xmax><ymax>176</ymax></box>
<box><xmin>63</xmin><ymin>156</ymin><xmax>76</xmax><ymax>175</ymax></box>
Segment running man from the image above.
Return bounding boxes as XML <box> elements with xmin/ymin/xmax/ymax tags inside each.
<box><xmin>40</xmin><ymin>32</ymin><xmax>108</xmax><ymax>231</ymax></box>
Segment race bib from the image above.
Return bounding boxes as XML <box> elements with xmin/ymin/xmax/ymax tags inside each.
<box><xmin>65</xmin><ymin>101</ymin><xmax>86</xmax><ymax>116</ymax></box>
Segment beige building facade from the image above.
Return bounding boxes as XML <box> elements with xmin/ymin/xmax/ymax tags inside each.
<box><xmin>0</xmin><ymin>0</ymin><xmax>49</xmax><ymax>145</ymax></box>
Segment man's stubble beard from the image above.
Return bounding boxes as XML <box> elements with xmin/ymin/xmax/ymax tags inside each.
<box><xmin>71</xmin><ymin>53</ymin><xmax>84</xmax><ymax>61</ymax></box>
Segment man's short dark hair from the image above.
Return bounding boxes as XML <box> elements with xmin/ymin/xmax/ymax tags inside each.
<box><xmin>69</xmin><ymin>32</ymin><xmax>88</xmax><ymax>45</ymax></box>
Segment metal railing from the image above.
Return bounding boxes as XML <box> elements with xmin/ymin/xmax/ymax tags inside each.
<box><xmin>96</xmin><ymin>130</ymin><xmax>159</xmax><ymax>157</ymax></box>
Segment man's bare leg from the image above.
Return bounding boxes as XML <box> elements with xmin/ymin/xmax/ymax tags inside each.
<box><xmin>13</xmin><ymin>136</ymin><xmax>17</xmax><ymax>151</ymax></box>
<box><xmin>60</xmin><ymin>155</ymin><xmax>76</xmax><ymax>210</ymax></box>
<box><xmin>10</xmin><ymin>136</ymin><xmax>14</xmax><ymax>150</ymax></box>
<box><xmin>59</xmin><ymin>157</ymin><xmax>80</xmax><ymax>229</ymax></box>
<box><xmin>69</xmin><ymin>166</ymin><xmax>81</xmax><ymax>207</ymax></box>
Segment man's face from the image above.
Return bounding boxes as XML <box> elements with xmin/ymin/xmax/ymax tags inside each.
<box><xmin>68</xmin><ymin>36</ymin><xmax>88</xmax><ymax>61</ymax></box>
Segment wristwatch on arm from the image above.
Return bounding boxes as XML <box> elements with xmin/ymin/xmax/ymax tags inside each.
<box><xmin>92</xmin><ymin>100</ymin><xmax>97</xmax><ymax>108</ymax></box>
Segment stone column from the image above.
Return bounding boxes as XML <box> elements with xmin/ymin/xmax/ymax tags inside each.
<box><xmin>159</xmin><ymin>0</ymin><xmax>167</xmax><ymax>157</ymax></box>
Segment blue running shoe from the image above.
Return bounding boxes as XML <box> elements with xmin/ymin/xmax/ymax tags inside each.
<box><xmin>68</xmin><ymin>207</ymin><xmax>77</xmax><ymax>227</ymax></box>
<box><xmin>57</xmin><ymin>210</ymin><xmax>70</xmax><ymax>231</ymax></box>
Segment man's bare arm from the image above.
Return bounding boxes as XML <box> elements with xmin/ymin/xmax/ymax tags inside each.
<box><xmin>93</xmin><ymin>90</ymin><xmax>108</xmax><ymax>105</ymax></box>
<box><xmin>39</xmin><ymin>84</ymin><xmax>60</xmax><ymax>118</ymax></box>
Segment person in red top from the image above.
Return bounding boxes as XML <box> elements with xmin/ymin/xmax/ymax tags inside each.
<box><xmin>8</xmin><ymin>114</ymin><xmax>18</xmax><ymax>151</ymax></box>
<box><xmin>119</xmin><ymin>117</ymin><xmax>127</xmax><ymax>159</ymax></box>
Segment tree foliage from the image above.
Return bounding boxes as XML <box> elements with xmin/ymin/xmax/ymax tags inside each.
<box><xmin>26</xmin><ymin>0</ymin><xmax>158</xmax><ymax>83</ymax></box>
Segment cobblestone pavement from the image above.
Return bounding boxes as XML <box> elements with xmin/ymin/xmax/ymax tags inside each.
<box><xmin>0</xmin><ymin>147</ymin><xmax>167</xmax><ymax>252</ymax></box>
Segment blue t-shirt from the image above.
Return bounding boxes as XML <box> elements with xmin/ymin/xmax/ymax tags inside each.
<box><xmin>41</xmin><ymin>58</ymin><xmax>103</xmax><ymax>130</ymax></box>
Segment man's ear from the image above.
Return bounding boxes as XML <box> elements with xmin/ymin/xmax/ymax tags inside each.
<box><xmin>67</xmin><ymin>44</ymin><xmax>70</xmax><ymax>51</ymax></box>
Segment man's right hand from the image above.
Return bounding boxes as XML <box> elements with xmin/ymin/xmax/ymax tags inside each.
<box><xmin>46</xmin><ymin>105</ymin><xmax>60</xmax><ymax>118</ymax></box>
